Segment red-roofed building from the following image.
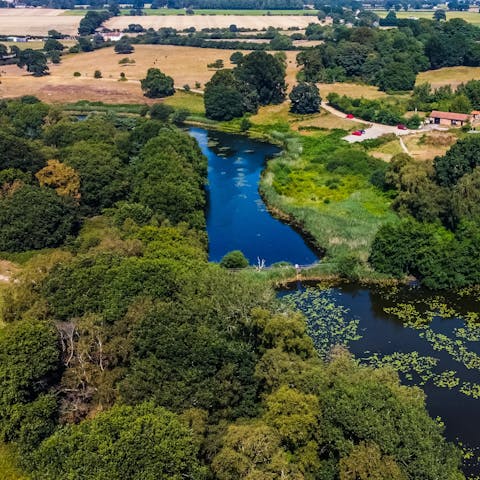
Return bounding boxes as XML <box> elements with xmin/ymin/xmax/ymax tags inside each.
<box><xmin>428</xmin><ymin>110</ymin><xmax>471</xmax><ymax>127</ymax></box>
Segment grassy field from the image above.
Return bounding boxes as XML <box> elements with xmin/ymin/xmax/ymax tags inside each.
<box><xmin>250</xmin><ymin>103</ymin><xmax>362</xmax><ymax>132</ymax></box>
<box><xmin>0</xmin><ymin>45</ymin><xmax>299</xmax><ymax>104</ymax></box>
<box><xmin>318</xmin><ymin>82</ymin><xmax>390</xmax><ymax>100</ymax></box>
<box><xmin>402</xmin><ymin>131</ymin><xmax>458</xmax><ymax>161</ymax></box>
<box><xmin>416</xmin><ymin>66</ymin><xmax>480</xmax><ymax>88</ymax></box>
<box><xmin>64</xmin><ymin>8</ymin><xmax>318</xmax><ymax>16</ymax></box>
<box><xmin>375</xmin><ymin>9</ymin><xmax>480</xmax><ymax>24</ymax></box>
<box><xmin>260</xmin><ymin>130</ymin><xmax>398</xmax><ymax>269</ymax></box>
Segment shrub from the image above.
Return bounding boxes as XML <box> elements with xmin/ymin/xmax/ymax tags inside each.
<box><xmin>73</xmin><ymin>71</ymin><xmax>81</xmax><ymax>77</ymax></box>
<box><xmin>220</xmin><ymin>250</ymin><xmax>249</xmax><ymax>268</ymax></box>
<box><xmin>93</xmin><ymin>70</ymin><xmax>102</xmax><ymax>79</ymax></box>
<box><xmin>149</xmin><ymin>103</ymin><xmax>174</xmax><ymax>121</ymax></box>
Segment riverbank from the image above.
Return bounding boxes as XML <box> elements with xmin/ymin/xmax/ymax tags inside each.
<box><xmin>63</xmin><ymin>98</ymin><xmax>400</xmax><ymax>282</ymax></box>
<box><xmin>193</xmin><ymin>113</ymin><xmax>400</xmax><ymax>280</ymax></box>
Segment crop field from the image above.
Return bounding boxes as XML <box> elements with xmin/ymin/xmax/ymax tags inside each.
<box><xmin>0</xmin><ymin>45</ymin><xmax>299</xmax><ymax>104</ymax></box>
<box><xmin>0</xmin><ymin>9</ymin><xmax>79</xmax><ymax>36</ymax></box>
<box><xmin>105</xmin><ymin>14</ymin><xmax>321</xmax><ymax>31</ymax></box>
<box><xmin>375</xmin><ymin>9</ymin><xmax>480</xmax><ymax>25</ymax></box>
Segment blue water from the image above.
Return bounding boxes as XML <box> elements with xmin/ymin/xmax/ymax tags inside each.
<box><xmin>281</xmin><ymin>284</ymin><xmax>480</xmax><ymax>475</ymax></box>
<box><xmin>189</xmin><ymin>127</ymin><xmax>318</xmax><ymax>265</ymax></box>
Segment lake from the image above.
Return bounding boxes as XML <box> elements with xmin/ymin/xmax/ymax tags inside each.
<box><xmin>189</xmin><ymin>127</ymin><xmax>318</xmax><ymax>265</ymax></box>
<box><xmin>189</xmin><ymin>127</ymin><xmax>480</xmax><ymax>475</ymax></box>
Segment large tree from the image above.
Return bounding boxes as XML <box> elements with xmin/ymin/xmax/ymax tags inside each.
<box><xmin>17</xmin><ymin>49</ymin><xmax>49</xmax><ymax>77</ymax></box>
<box><xmin>140</xmin><ymin>68</ymin><xmax>175</xmax><ymax>98</ymax></box>
<box><xmin>289</xmin><ymin>82</ymin><xmax>321</xmax><ymax>114</ymax></box>
<box><xmin>0</xmin><ymin>185</ymin><xmax>78</xmax><ymax>252</ymax></box>
<box><xmin>235</xmin><ymin>51</ymin><xmax>287</xmax><ymax>105</ymax></box>
<box><xmin>32</xmin><ymin>403</ymin><xmax>206</xmax><ymax>480</ymax></box>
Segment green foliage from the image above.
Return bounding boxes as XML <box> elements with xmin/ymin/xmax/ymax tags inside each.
<box><xmin>204</xmin><ymin>69</ymin><xmax>258</xmax><ymax>121</ymax></box>
<box><xmin>220</xmin><ymin>250</ymin><xmax>249</xmax><ymax>268</ymax></box>
<box><xmin>17</xmin><ymin>50</ymin><xmax>48</xmax><ymax>77</ymax></box>
<box><xmin>149</xmin><ymin>103</ymin><xmax>174</xmax><ymax>121</ymax></box>
<box><xmin>289</xmin><ymin>82</ymin><xmax>321</xmax><ymax>114</ymax></box>
<box><xmin>0</xmin><ymin>132</ymin><xmax>45</xmax><ymax>173</ymax></box>
<box><xmin>0</xmin><ymin>320</ymin><xmax>60</xmax><ymax>450</ymax></box>
<box><xmin>0</xmin><ymin>185</ymin><xmax>79</xmax><ymax>252</ymax></box>
<box><xmin>32</xmin><ymin>403</ymin><xmax>206</xmax><ymax>480</ymax></box>
<box><xmin>62</xmin><ymin>141</ymin><xmax>129</xmax><ymax>214</ymax></box>
<box><xmin>434</xmin><ymin>135</ymin><xmax>480</xmax><ymax>187</ymax></box>
<box><xmin>235</xmin><ymin>51</ymin><xmax>286</xmax><ymax>105</ymax></box>
<box><xmin>114</xmin><ymin>37</ymin><xmax>134</xmax><ymax>54</ymax></box>
<box><xmin>140</xmin><ymin>68</ymin><xmax>175</xmax><ymax>98</ymax></box>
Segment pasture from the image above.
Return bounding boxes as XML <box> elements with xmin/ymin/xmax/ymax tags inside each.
<box><xmin>375</xmin><ymin>9</ymin><xmax>480</xmax><ymax>25</ymax></box>
<box><xmin>416</xmin><ymin>66</ymin><xmax>480</xmax><ymax>88</ymax></box>
<box><xmin>0</xmin><ymin>45</ymin><xmax>299</xmax><ymax>104</ymax></box>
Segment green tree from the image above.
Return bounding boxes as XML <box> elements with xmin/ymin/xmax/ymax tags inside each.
<box><xmin>32</xmin><ymin>403</ymin><xmax>206</xmax><ymax>480</ymax></box>
<box><xmin>289</xmin><ymin>82</ymin><xmax>321</xmax><ymax>114</ymax></box>
<box><xmin>62</xmin><ymin>141</ymin><xmax>129</xmax><ymax>214</ymax></box>
<box><xmin>0</xmin><ymin>185</ymin><xmax>78</xmax><ymax>252</ymax></box>
<box><xmin>114</xmin><ymin>37</ymin><xmax>134</xmax><ymax>54</ymax></box>
<box><xmin>230</xmin><ymin>51</ymin><xmax>244</xmax><ymax>65</ymax></box>
<box><xmin>378</xmin><ymin>62</ymin><xmax>416</xmax><ymax>91</ymax></box>
<box><xmin>235</xmin><ymin>51</ymin><xmax>286</xmax><ymax>105</ymax></box>
<box><xmin>220</xmin><ymin>250</ymin><xmax>249</xmax><ymax>268</ymax></box>
<box><xmin>140</xmin><ymin>68</ymin><xmax>175</xmax><ymax>98</ymax></box>
<box><xmin>17</xmin><ymin>50</ymin><xmax>49</xmax><ymax>77</ymax></box>
<box><xmin>0</xmin><ymin>320</ymin><xmax>60</xmax><ymax>450</ymax></box>
<box><xmin>0</xmin><ymin>131</ymin><xmax>45</xmax><ymax>173</ymax></box>
<box><xmin>270</xmin><ymin>34</ymin><xmax>293</xmax><ymax>50</ymax></box>
<box><xmin>434</xmin><ymin>135</ymin><xmax>480</xmax><ymax>187</ymax></box>
<box><xmin>44</xmin><ymin>38</ymin><xmax>64</xmax><ymax>52</ymax></box>
<box><xmin>434</xmin><ymin>8</ymin><xmax>447</xmax><ymax>21</ymax></box>
<box><xmin>149</xmin><ymin>103</ymin><xmax>174</xmax><ymax>121</ymax></box>
<box><xmin>204</xmin><ymin>69</ymin><xmax>258</xmax><ymax>121</ymax></box>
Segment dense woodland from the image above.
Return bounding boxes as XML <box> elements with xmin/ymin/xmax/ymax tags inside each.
<box><xmin>0</xmin><ymin>97</ymin><xmax>465</xmax><ymax>478</ymax></box>
<box><xmin>370</xmin><ymin>136</ymin><xmax>480</xmax><ymax>289</ymax></box>
<box><xmin>298</xmin><ymin>18</ymin><xmax>480</xmax><ymax>90</ymax></box>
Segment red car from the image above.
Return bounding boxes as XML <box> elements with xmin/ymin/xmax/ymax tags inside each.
<box><xmin>352</xmin><ymin>130</ymin><xmax>362</xmax><ymax>136</ymax></box>
<box><xmin>346</xmin><ymin>113</ymin><xmax>355</xmax><ymax>119</ymax></box>
<box><xmin>397</xmin><ymin>124</ymin><xmax>407</xmax><ymax>130</ymax></box>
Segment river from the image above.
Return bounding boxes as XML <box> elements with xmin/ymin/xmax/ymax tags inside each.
<box><xmin>189</xmin><ymin>127</ymin><xmax>480</xmax><ymax>475</ymax></box>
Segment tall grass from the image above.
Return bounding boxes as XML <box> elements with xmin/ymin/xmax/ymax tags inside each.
<box><xmin>260</xmin><ymin>129</ymin><xmax>399</xmax><ymax>272</ymax></box>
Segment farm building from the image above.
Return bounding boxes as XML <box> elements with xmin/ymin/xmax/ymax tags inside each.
<box><xmin>428</xmin><ymin>110</ymin><xmax>471</xmax><ymax>127</ymax></box>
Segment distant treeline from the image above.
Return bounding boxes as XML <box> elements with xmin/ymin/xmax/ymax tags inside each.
<box><xmin>165</xmin><ymin>0</ymin><xmax>304</xmax><ymax>8</ymax></box>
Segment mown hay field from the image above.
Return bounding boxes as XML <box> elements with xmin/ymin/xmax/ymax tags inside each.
<box><xmin>105</xmin><ymin>14</ymin><xmax>321</xmax><ymax>31</ymax></box>
<box><xmin>0</xmin><ymin>8</ymin><xmax>79</xmax><ymax>36</ymax></box>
